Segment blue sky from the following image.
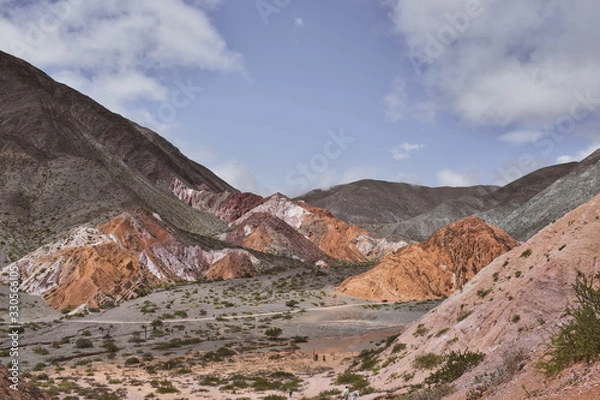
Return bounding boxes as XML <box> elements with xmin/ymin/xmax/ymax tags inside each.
<box><xmin>1</xmin><ymin>0</ymin><xmax>599</xmax><ymax>195</ymax></box>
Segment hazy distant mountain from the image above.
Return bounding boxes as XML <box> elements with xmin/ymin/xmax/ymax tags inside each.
<box><xmin>296</xmin><ymin>180</ymin><xmax>499</xmax><ymax>227</ymax></box>
<box><xmin>298</xmin><ymin>161</ymin><xmax>581</xmax><ymax>241</ymax></box>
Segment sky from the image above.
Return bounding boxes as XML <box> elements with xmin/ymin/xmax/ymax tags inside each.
<box><xmin>1</xmin><ymin>0</ymin><xmax>599</xmax><ymax>196</ymax></box>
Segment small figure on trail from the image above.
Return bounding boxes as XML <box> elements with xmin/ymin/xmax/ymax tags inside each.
<box><xmin>288</xmin><ymin>389</ymin><xmax>293</xmax><ymax>398</ymax></box>
<box><xmin>343</xmin><ymin>386</ymin><xmax>350</xmax><ymax>400</ymax></box>
<box><xmin>322</xmin><ymin>354</ymin><xmax>326</xmax><ymax>362</ymax></box>
<box><xmin>351</xmin><ymin>388</ymin><xmax>359</xmax><ymax>400</ymax></box>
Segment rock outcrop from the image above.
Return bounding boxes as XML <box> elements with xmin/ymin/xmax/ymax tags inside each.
<box><xmin>172</xmin><ymin>179</ymin><xmax>405</xmax><ymax>264</ymax></box>
<box><xmin>338</xmin><ymin>216</ymin><xmax>519</xmax><ymax>301</ymax></box>
<box><xmin>372</xmin><ymin>193</ymin><xmax>600</xmax><ymax>399</ymax></box>
<box><xmin>3</xmin><ymin>210</ymin><xmax>259</xmax><ymax>310</ymax></box>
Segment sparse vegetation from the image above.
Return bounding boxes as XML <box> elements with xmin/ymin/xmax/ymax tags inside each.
<box><xmin>413</xmin><ymin>352</ymin><xmax>444</xmax><ymax>370</ymax></box>
<box><xmin>520</xmin><ymin>249</ymin><xmax>532</xmax><ymax>258</ymax></box>
<box><xmin>539</xmin><ymin>272</ymin><xmax>600</xmax><ymax>375</ymax></box>
<box><xmin>425</xmin><ymin>349</ymin><xmax>485</xmax><ymax>385</ymax></box>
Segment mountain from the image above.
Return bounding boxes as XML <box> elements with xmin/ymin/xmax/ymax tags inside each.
<box><xmin>298</xmin><ymin>161</ymin><xmax>581</xmax><ymax>242</ymax></box>
<box><xmin>379</xmin><ymin>161</ymin><xmax>578</xmax><ymax>241</ymax></box>
<box><xmin>337</xmin><ymin>216</ymin><xmax>519</xmax><ymax>301</ymax></box>
<box><xmin>499</xmin><ymin>147</ymin><xmax>600</xmax><ymax>240</ymax></box>
<box><xmin>296</xmin><ymin>180</ymin><xmax>499</xmax><ymax>227</ymax></box>
<box><xmin>9</xmin><ymin>210</ymin><xmax>261</xmax><ymax>311</ymax></box>
<box><xmin>370</xmin><ymin>192</ymin><xmax>600</xmax><ymax>399</ymax></box>
<box><xmin>0</xmin><ymin>49</ymin><xmax>230</xmax><ymax>266</ymax></box>
<box><xmin>172</xmin><ymin>179</ymin><xmax>405</xmax><ymax>264</ymax></box>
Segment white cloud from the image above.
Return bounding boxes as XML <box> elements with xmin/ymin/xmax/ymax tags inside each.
<box><xmin>392</xmin><ymin>142</ymin><xmax>424</xmax><ymax>160</ymax></box>
<box><xmin>212</xmin><ymin>161</ymin><xmax>270</xmax><ymax>195</ymax></box>
<box><xmin>0</xmin><ymin>0</ymin><xmax>243</xmax><ymax>130</ymax></box>
<box><xmin>556</xmin><ymin>143</ymin><xmax>600</xmax><ymax>163</ymax></box>
<box><xmin>385</xmin><ymin>0</ymin><xmax>600</xmax><ymax>132</ymax></box>
<box><xmin>294</xmin><ymin>17</ymin><xmax>304</xmax><ymax>28</ymax></box>
<box><xmin>498</xmin><ymin>130</ymin><xmax>544</xmax><ymax>145</ymax></box>
<box><xmin>436</xmin><ymin>168</ymin><xmax>480</xmax><ymax>187</ymax></box>
<box><xmin>384</xmin><ymin>76</ymin><xmax>410</xmax><ymax>122</ymax></box>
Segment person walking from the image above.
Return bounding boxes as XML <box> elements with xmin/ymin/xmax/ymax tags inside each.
<box><xmin>342</xmin><ymin>386</ymin><xmax>350</xmax><ymax>400</ymax></box>
<box><xmin>351</xmin><ymin>388</ymin><xmax>359</xmax><ymax>400</ymax></box>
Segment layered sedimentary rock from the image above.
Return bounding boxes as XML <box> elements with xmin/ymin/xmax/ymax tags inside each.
<box><xmin>338</xmin><ymin>216</ymin><xmax>518</xmax><ymax>301</ymax></box>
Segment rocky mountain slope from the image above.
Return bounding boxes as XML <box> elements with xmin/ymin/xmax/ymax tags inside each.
<box><xmin>0</xmin><ymin>49</ymin><xmax>230</xmax><ymax>266</ymax></box>
<box><xmin>296</xmin><ymin>180</ymin><xmax>499</xmax><ymax>227</ymax></box>
<box><xmin>371</xmin><ymin>192</ymin><xmax>600</xmax><ymax>399</ymax></box>
<box><xmin>4</xmin><ymin>210</ymin><xmax>260</xmax><ymax>311</ymax></box>
<box><xmin>299</xmin><ymin>162</ymin><xmax>579</xmax><ymax>242</ymax></box>
<box><xmin>499</xmin><ymin>147</ymin><xmax>600</xmax><ymax>241</ymax></box>
<box><xmin>172</xmin><ymin>179</ymin><xmax>404</xmax><ymax>264</ymax></box>
<box><xmin>337</xmin><ymin>216</ymin><xmax>519</xmax><ymax>301</ymax></box>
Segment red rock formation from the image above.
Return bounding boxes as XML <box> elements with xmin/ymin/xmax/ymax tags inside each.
<box><xmin>338</xmin><ymin>216</ymin><xmax>519</xmax><ymax>301</ymax></box>
<box><xmin>220</xmin><ymin>212</ymin><xmax>332</xmax><ymax>264</ymax></box>
<box><xmin>172</xmin><ymin>179</ymin><xmax>405</xmax><ymax>264</ymax></box>
<box><xmin>205</xmin><ymin>250</ymin><xmax>258</xmax><ymax>280</ymax></box>
<box><xmin>7</xmin><ymin>210</ymin><xmax>259</xmax><ymax>310</ymax></box>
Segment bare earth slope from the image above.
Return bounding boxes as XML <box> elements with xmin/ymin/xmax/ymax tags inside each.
<box><xmin>499</xmin><ymin>147</ymin><xmax>600</xmax><ymax>241</ymax></box>
<box><xmin>0</xmin><ymin>50</ymin><xmax>229</xmax><ymax>266</ymax></box>
<box><xmin>373</xmin><ymin>193</ymin><xmax>600</xmax><ymax>399</ymax></box>
<box><xmin>337</xmin><ymin>216</ymin><xmax>518</xmax><ymax>301</ymax></box>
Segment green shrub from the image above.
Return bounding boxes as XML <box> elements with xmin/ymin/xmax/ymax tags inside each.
<box><xmin>265</xmin><ymin>327</ymin><xmax>283</xmax><ymax>339</ymax></box>
<box><xmin>413</xmin><ymin>324</ymin><xmax>429</xmax><ymax>337</ymax></box>
<box><xmin>456</xmin><ymin>310</ymin><xmax>473</xmax><ymax>322</ymax></box>
<box><xmin>75</xmin><ymin>338</ymin><xmax>93</xmax><ymax>349</ymax></box>
<box><xmin>334</xmin><ymin>372</ymin><xmax>369</xmax><ymax>390</ymax></box>
<box><xmin>425</xmin><ymin>350</ymin><xmax>485</xmax><ymax>385</ymax></box>
<box><xmin>125</xmin><ymin>357</ymin><xmax>140</xmax><ymax>365</ymax></box>
<box><xmin>413</xmin><ymin>353</ymin><xmax>444</xmax><ymax>370</ymax></box>
<box><xmin>392</xmin><ymin>343</ymin><xmax>407</xmax><ymax>353</ymax></box>
<box><xmin>539</xmin><ymin>272</ymin><xmax>600</xmax><ymax>375</ymax></box>
<box><xmin>520</xmin><ymin>249</ymin><xmax>532</xmax><ymax>258</ymax></box>
<box><xmin>32</xmin><ymin>346</ymin><xmax>49</xmax><ymax>355</ymax></box>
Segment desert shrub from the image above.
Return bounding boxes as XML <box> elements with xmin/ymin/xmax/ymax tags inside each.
<box><xmin>435</xmin><ymin>328</ymin><xmax>450</xmax><ymax>337</ymax></box>
<box><xmin>392</xmin><ymin>342</ymin><xmax>407</xmax><ymax>353</ymax></box>
<box><xmin>413</xmin><ymin>324</ymin><xmax>429</xmax><ymax>337</ymax></box>
<box><xmin>405</xmin><ymin>384</ymin><xmax>455</xmax><ymax>400</ymax></box>
<box><xmin>413</xmin><ymin>353</ymin><xmax>444</xmax><ymax>370</ymax></box>
<box><xmin>285</xmin><ymin>300</ymin><xmax>299</xmax><ymax>308</ymax></box>
<box><xmin>262</xmin><ymin>395</ymin><xmax>286</xmax><ymax>400</ymax></box>
<box><xmin>75</xmin><ymin>338</ymin><xmax>93</xmax><ymax>349</ymax></box>
<box><xmin>456</xmin><ymin>310</ymin><xmax>473</xmax><ymax>322</ymax></box>
<box><xmin>32</xmin><ymin>346</ymin><xmax>49</xmax><ymax>355</ymax></box>
<box><xmin>102</xmin><ymin>340</ymin><xmax>119</xmax><ymax>353</ymax></box>
<box><xmin>125</xmin><ymin>357</ymin><xmax>140</xmax><ymax>365</ymax></box>
<box><xmin>539</xmin><ymin>272</ymin><xmax>600</xmax><ymax>375</ymax></box>
<box><xmin>334</xmin><ymin>372</ymin><xmax>369</xmax><ymax>390</ymax></box>
<box><xmin>265</xmin><ymin>327</ymin><xmax>283</xmax><ymax>339</ymax></box>
<box><xmin>520</xmin><ymin>249</ymin><xmax>532</xmax><ymax>258</ymax></box>
<box><xmin>425</xmin><ymin>350</ymin><xmax>485</xmax><ymax>385</ymax></box>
